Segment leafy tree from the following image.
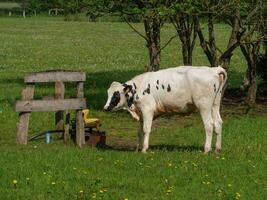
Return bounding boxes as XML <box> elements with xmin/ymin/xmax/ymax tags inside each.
<box><xmin>238</xmin><ymin>0</ymin><xmax>267</xmax><ymax>107</ymax></box>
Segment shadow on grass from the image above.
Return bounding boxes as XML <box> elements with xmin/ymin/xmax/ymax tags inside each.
<box><xmin>101</xmin><ymin>143</ymin><xmax>202</xmax><ymax>153</ymax></box>
<box><xmin>150</xmin><ymin>144</ymin><xmax>203</xmax><ymax>152</ymax></box>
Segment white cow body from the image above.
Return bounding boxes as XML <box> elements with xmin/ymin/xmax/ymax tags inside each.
<box><xmin>104</xmin><ymin>66</ymin><xmax>227</xmax><ymax>153</ymax></box>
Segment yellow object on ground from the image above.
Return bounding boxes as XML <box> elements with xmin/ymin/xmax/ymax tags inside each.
<box><xmin>82</xmin><ymin>109</ymin><xmax>101</xmax><ymax>130</ymax></box>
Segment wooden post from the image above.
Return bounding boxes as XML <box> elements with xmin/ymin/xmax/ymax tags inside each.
<box><xmin>76</xmin><ymin>82</ymin><xmax>85</xmax><ymax>147</ymax></box>
<box><xmin>55</xmin><ymin>82</ymin><xmax>65</xmax><ymax>133</ymax></box>
<box><xmin>16</xmin><ymin>84</ymin><xmax>35</xmax><ymax>144</ymax></box>
<box><xmin>64</xmin><ymin>111</ymin><xmax>70</xmax><ymax>144</ymax></box>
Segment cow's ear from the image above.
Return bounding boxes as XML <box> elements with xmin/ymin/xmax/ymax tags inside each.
<box><xmin>123</xmin><ymin>84</ymin><xmax>132</xmax><ymax>93</ymax></box>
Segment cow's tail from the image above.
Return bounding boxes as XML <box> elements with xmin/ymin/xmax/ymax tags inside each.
<box><xmin>214</xmin><ymin>67</ymin><xmax>227</xmax><ymax>106</ymax></box>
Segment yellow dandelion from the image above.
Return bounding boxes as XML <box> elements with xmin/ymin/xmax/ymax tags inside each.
<box><xmin>206</xmin><ymin>181</ymin><xmax>211</xmax><ymax>185</ymax></box>
<box><xmin>221</xmin><ymin>157</ymin><xmax>225</xmax><ymax>160</ymax></box>
<box><xmin>43</xmin><ymin>172</ymin><xmax>47</xmax><ymax>175</ymax></box>
<box><xmin>166</xmin><ymin>189</ymin><xmax>172</xmax><ymax>193</ymax></box>
<box><xmin>33</xmin><ymin>145</ymin><xmax>37</xmax><ymax>149</ymax></box>
<box><xmin>227</xmin><ymin>184</ymin><xmax>232</xmax><ymax>187</ymax></box>
<box><xmin>184</xmin><ymin>160</ymin><xmax>188</xmax><ymax>163</ymax></box>
<box><xmin>51</xmin><ymin>182</ymin><xmax>56</xmax><ymax>185</ymax></box>
<box><xmin>103</xmin><ymin>188</ymin><xmax>108</xmax><ymax>192</ymax></box>
<box><xmin>235</xmin><ymin>192</ymin><xmax>241</xmax><ymax>199</ymax></box>
<box><xmin>99</xmin><ymin>189</ymin><xmax>104</xmax><ymax>193</ymax></box>
<box><xmin>79</xmin><ymin>190</ymin><xmax>84</xmax><ymax>194</ymax></box>
<box><xmin>168</xmin><ymin>163</ymin><xmax>172</xmax><ymax>167</ymax></box>
<box><xmin>124</xmin><ymin>198</ymin><xmax>128</xmax><ymax>200</ymax></box>
<box><xmin>26</xmin><ymin>177</ymin><xmax>30</xmax><ymax>181</ymax></box>
<box><xmin>13</xmin><ymin>180</ymin><xmax>18</xmax><ymax>184</ymax></box>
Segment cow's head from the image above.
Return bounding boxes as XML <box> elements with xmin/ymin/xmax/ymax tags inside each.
<box><xmin>103</xmin><ymin>81</ymin><xmax>132</xmax><ymax>112</ymax></box>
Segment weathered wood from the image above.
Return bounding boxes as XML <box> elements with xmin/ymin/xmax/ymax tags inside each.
<box><xmin>15</xmin><ymin>98</ymin><xmax>86</xmax><ymax>112</ymax></box>
<box><xmin>25</xmin><ymin>71</ymin><xmax>86</xmax><ymax>83</ymax></box>
<box><xmin>76</xmin><ymin>82</ymin><xmax>85</xmax><ymax>146</ymax></box>
<box><xmin>76</xmin><ymin>110</ymin><xmax>85</xmax><ymax>147</ymax></box>
<box><xmin>16</xmin><ymin>84</ymin><xmax>35</xmax><ymax>144</ymax></box>
<box><xmin>77</xmin><ymin>82</ymin><xmax>84</xmax><ymax>98</ymax></box>
<box><xmin>55</xmin><ymin>82</ymin><xmax>65</xmax><ymax>131</ymax></box>
<box><xmin>64</xmin><ymin>111</ymin><xmax>70</xmax><ymax>144</ymax></box>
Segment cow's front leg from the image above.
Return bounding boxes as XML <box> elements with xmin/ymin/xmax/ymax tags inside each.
<box><xmin>136</xmin><ymin>121</ymin><xmax>144</xmax><ymax>152</ymax></box>
<box><xmin>141</xmin><ymin>111</ymin><xmax>153</xmax><ymax>153</ymax></box>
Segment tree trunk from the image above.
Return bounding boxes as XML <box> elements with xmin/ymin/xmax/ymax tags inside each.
<box><xmin>172</xmin><ymin>14</ymin><xmax>197</xmax><ymax>66</ymax></box>
<box><xmin>147</xmin><ymin>41</ymin><xmax>160</xmax><ymax>71</ymax></box>
<box><xmin>144</xmin><ymin>18</ymin><xmax>161</xmax><ymax>72</ymax></box>
<box><xmin>240</xmin><ymin>43</ymin><xmax>259</xmax><ymax>107</ymax></box>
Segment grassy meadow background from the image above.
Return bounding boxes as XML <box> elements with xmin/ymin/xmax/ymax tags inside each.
<box><xmin>0</xmin><ymin>16</ymin><xmax>266</xmax><ymax>199</ymax></box>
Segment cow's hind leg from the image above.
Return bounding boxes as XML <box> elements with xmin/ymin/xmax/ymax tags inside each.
<box><xmin>199</xmin><ymin>106</ymin><xmax>214</xmax><ymax>154</ymax></box>
<box><xmin>136</xmin><ymin>122</ymin><xmax>144</xmax><ymax>152</ymax></box>
<box><xmin>141</xmin><ymin>111</ymin><xmax>153</xmax><ymax>153</ymax></box>
<box><xmin>212</xmin><ymin>104</ymin><xmax>223</xmax><ymax>153</ymax></box>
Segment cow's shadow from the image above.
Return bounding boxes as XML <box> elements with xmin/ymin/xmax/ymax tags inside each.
<box><xmin>101</xmin><ymin>143</ymin><xmax>203</xmax><ymax>153</ymax></box>
<box><xmin>149</xmin><ymin>144</ymin><xmax>203</xmax><ymax>152</ymax></box>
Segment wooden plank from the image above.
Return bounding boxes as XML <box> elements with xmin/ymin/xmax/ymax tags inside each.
<box><xmin>55</xmin><ymin>82</ymin><xmax>65</xmax><ymax>131</ymax></box>
<box><xmin>25</xmin><ymin>71</ymin><xmax>86</xmax><ymax>83</ymax></box>
<box><xmin>15</xmin><ymin>98</ymin><xmax>86</xmax><ymax>112</ymax></box>
<box><xmin>16</xmin><ymin>84</ymin><xmax>35</xmax><ymax>144</ymax></box>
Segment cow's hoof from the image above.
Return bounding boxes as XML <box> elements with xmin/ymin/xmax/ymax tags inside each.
<box><xmin>141</xmin><ymin>149</ymin><xmax>147</xmax><ymax>154</ymax></box>
<box><xmin>204</xmin><ymin>149</ymin><xmax>212</xmax><ymax>154</ymax></box>
<box><xmin>215</xmin><ymin>148</ymin><xmax>221</xmax><ymax>154</ymax></box>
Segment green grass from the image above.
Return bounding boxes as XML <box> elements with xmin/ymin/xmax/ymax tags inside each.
<box><xmin>0</xmin><ymin>17</ymin><xmax>266</xmax><ymax>199</ymax></box>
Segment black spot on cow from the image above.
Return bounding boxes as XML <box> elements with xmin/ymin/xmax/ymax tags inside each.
<box><xmin>162</xmin><ymin>85</ymin><xmax>165</xmax><ymax>89</ymax></box>
<box><xmin>214</xmin><ymin>84</ymin><xmax>216</xmax><ymax>92</ymax></box>
<box><xmin>147</xmin><ymin>87</ymin><xmax>150</xmax><ymax>94</ymax></box>
<box><xmin>143</xmin><ymin>87</ymin><xmax>150</xmax><ymax>95</ymax></box>
<box><xmin>136</xmin><ymin>94</ymin><xmax>139</xmax><ymax>100</ymax></box>
<box><xmin>133</xmin><ymin>83</ymin><xmax>137</xmax><ymax>89</ymax></box>
<box><xmin>156</xmin><ymin>86</ymin><xmax>159</xmax><ymax>90</ymax></box>
<box><xmin>127</xmin><ymin>96</ymin><xmax>134</xmax><ymax>107</ymax></box>
<box><xmin>157</xmin><ymin>80</ymin><xmax>159</xmax><ymax>85</ymax></box>
<box><xmin>167</xmin><ymin>84</ymin><xmax>171</xmax><ymax>92</ymax></box>
<box><xmin>148</xmin><ymin>84</ymin><xmax>150</xmax><ymax>88</ymax></box>
<box><xmin>107</xmin><ymin>91</ymin><xmax>120</xmax><ymax>111</ymax></box>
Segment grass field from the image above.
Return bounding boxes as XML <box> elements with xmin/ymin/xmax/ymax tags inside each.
<box><xmin>0</xmin><ymin>16</ymin><xmax>266</xmax><ymax>200</ymax></box>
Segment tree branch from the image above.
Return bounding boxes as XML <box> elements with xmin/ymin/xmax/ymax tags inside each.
<box><xmin>123</xmin><ymin>16</ymin><xmax>148</xmax><ymax>42</ymax></box>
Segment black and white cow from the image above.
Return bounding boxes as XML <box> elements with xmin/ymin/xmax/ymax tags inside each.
<box><xmin>104</xmin><ymin>66</ymin><xmax>227</xmax><ymax>153</ymax></box>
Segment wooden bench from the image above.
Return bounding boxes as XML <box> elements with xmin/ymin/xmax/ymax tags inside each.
<box><xmin>15</xmin><ymin>70</ymin><xmax>87</xmax><ymax>147</ymax></box>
